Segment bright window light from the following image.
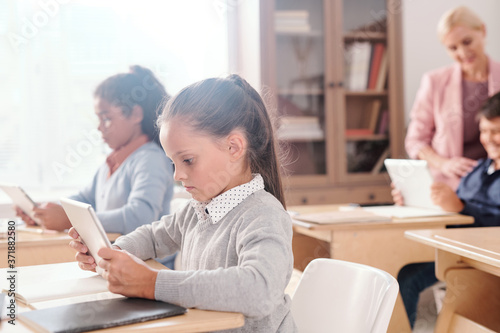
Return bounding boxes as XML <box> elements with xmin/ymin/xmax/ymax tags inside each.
<box><xmin>0</xmin><ymin>0</ymin><xmax>230</xmax><ymax>194</ymax></box>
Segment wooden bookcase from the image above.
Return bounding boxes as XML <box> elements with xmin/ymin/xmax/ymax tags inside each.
<box><xmin>260</xmin><ymin>0</ymin><xmax>406</xmax><ymax>206</ymax></box>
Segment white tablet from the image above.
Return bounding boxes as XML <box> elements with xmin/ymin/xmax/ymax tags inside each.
<box><xmin>60</xmin><ymin>198</ymin><xmax>112</xmax><ymax>274</ymax></box>
<box><xmin>384</xmin><ymin>159</ymin><xmax>442</xmax><ymax>211</ymax></box>
<box><xmin>0</xmin><ymin>183</ymin><xmax>40</xmax><ymax>224</ymax></box>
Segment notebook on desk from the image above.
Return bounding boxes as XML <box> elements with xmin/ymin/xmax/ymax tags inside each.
<box><xmin>293</xmin><ymin>209</ymin><xmax>391</xmax><ymax>224</ymax></box>
<box><xmin>363</xmin><ymin>159</ymin><xmax>453</xmax><ymax>218</ymax></box>
<box><xmin>19</xmin><ymin>297</ymin><xmax>187</xmax><ymax>333</ymax></box>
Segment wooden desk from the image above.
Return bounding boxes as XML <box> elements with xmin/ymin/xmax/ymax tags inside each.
<box><xmin>405</xmin><ymin>228</ymin><xmax>500</xmax><ymax>333</ymax></box>
<box><xmin>0</xmin><ymin>226</ymin><xmax>120</xmax><ymax>267</ymax></box>
<box><xmin>290</xmin><ymin>205</ymin><xmax>474</xmax><ymax>333</ymax></box>
<box><xmin>0</xmin><ymin>261</ymin><xmax>245</xmax><ymax>332</ymax></box>
<box><xmin>3</xmin><ymin>309</ymin><xmax>244</xmax><ymax>333</ymax></box>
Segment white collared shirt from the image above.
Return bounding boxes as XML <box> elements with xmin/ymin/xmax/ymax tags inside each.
<box><xmin>487</xmin><ymin>160</ymin><xmax>496</xmax><ymax>175</ymax></box>
<box><xmin>190</xmin><ymin>173</ymin><xmax>265</xmax><ymax>224</ymax></box>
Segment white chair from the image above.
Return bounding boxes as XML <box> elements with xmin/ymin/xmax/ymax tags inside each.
<box><xmin>291</xmin><ymin>258</ymin><xmax>399</xmax><ymax>333</ymax></box>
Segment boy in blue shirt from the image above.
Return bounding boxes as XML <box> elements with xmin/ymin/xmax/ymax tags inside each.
<box><xmin>395</xmin><ymin>91</ymin><xmax>500</xmax><ymax>327</ymax></box>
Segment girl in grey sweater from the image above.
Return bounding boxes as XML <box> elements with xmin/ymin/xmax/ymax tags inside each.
<box><xmin>70</xmin><ymin>74</ymin><xmax>297</xmax><ymax>332</ymax></box>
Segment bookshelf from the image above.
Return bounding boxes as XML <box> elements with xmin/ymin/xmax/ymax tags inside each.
<box><xmin>260</xmin><ymin>0</ymin><xmax>405</xmax><ymax>205</ymax></box>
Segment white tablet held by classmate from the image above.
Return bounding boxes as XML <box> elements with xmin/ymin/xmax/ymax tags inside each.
<box><xmin>60</xmin><ymin>198</ymin><xmax>112</xmax><ymax>274</ymax></box>
<box><xmin>384</xmin><ymin>159</ymin><xmax>442</xmax><ymax>211</ymax></box>
<box><xmin>0</xmin><ymin>183</ymin><xmax>40</xmax><ymax>224</ymax></box>
<box><xmin>363</xmin><ymin>159</ymin><xmax>453</xmax><ymax>218</ymax></box>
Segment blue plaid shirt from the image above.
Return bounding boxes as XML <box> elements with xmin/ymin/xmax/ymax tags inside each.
<box><xmin>457</xmin><ymin>158</ymin><xmax>500</xmax><ymax>227</ymax></box>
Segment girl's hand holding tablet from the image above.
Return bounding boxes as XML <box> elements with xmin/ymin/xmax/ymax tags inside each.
<box><xmin>97</xmin><ymin>247</ymin><xmax>158</xmax><ymax>299</ymax></box>
<box><xmin>69</xmin><ymin>227</ymin><xmax>157</xmax><ymax>299</ymax></box>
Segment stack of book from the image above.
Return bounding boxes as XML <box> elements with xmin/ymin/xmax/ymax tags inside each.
<box><xmin>278</xmin><ymin>116</ymin><xmax>324</xmax><ymax>141</ymax></box>
<box><xmin>344</xmin><ymin>42</ymin><xmax>388</xmax><ymax>92</ymax></box>
<box><xmin>275</xmin><ymin>10</ymin><xmax>311</xmax><ymax>33</ymax></box>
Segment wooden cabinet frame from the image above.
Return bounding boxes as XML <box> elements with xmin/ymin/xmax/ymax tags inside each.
<box><xmin>260</xmin><ymin>0</ymin><xmax>406</xmax><ymax>205</ymax></box>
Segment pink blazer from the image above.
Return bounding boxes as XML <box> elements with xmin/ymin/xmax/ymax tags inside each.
<box><xmin>405</xmin><ymin>57</ymin><xmax>500</xmax><ymax>189</ymax></box>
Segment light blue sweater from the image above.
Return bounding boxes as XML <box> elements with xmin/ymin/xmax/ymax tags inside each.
<box><xmin>70</xmin><ymin>142</ymin><xmax>174</xmax><ymax>235</ymax></box>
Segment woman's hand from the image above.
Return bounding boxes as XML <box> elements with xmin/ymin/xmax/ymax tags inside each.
<box><xmin>430</xmin><ymin>182</ymin><xmax>464</xmax><ymax>212</ymax></box>
<box><xmin>391</xmin><ymin>183</ymin><xmax>404</xmax><ymax>206</ymax></box>
<box><xmin>97</xmin><ymin>247</ymin><xmax>158</xmax><ymax>299</ymax></box>
<box><xmin>34</xmin><ymin>202</ymin><xmax>72</xmax><ymax>231</ymax></box>
<box><xmin>440</xmin><ymin>157</ymin><xmax>477</xmax><ymax>178</ymax></box>
<box><xmin>68</xmin><ymin>227</ymin><xmax>97</xmax><ymax>272</ymax></box>
<box><xmin>15</xmin><ymin>206</ymin><xmax>38</xmax><ymax>226</ymax></box>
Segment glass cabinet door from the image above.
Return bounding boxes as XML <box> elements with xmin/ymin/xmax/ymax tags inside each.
<box><xmin>274</xmin><ymin>0</ymin><xmax>325</xmax><ymax>177</ymax></box>
<box><xmin>342</xmin><ymin>0</ymin><xmax>390</xmax><ymax>177</ymax></box>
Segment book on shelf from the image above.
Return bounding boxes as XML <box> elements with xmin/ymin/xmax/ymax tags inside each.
<box><xmin>367</xmin><ymin>99</ymin><xmax>382</xmax><ymax>133</ymax></box>
<box><xmin>275</xmin><ymin>10</ymin><xmax>311</xmax><ymax>33</ymax></box>
<box><xmin>344</xmin><ymin>42</ymin><xmax>388</xmax><ymax>92</ymax></box>
<box><xmin>375</xmin><ymin>49</ymin><xmax>388</xmax><ymax>91</ymax></box>
<box><xmin>275</xmin><ymin>10</ymin><xmax>309</xmax><ymax>19</ymax></box>
<box><xmin>376</xmin><ymin>109</ymin><xmax>389</xmax><ymax>135</ymax></box>
<box><xmin>280</xmin><ymin>115</ymin><xmax>319</xmax><ymax>125</ymax></box>
<box><xmin>278</xmin><ymin>115</ymin><xmax>324</xmax><ymax>141</ymax></box>
<box><xmin>367</xmin><ymin>43</ymin><xmax>385</xmax><ymax>90</ymax></box>
<box><xmin>344</xmin><ymin>41</ymin><xmax>372</xmax><ymax>91</ymax></box>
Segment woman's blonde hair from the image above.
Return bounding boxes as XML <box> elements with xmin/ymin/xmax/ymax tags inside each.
<box><xmin>437</xmin><ymin>6</ymin><xmax>484</xmax><ymax>41</ymax></box>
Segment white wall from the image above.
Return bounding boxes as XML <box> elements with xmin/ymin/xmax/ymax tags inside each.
<box><xmin>402</xmin><ymin>0</ymin><xmax>500</xmax><ymax>124</ymax></box>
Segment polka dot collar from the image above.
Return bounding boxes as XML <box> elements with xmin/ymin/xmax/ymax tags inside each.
<box><xmin>190</xmin><ymin>173</ymin><xmax>265</xmax><ymax>224</ymax></box>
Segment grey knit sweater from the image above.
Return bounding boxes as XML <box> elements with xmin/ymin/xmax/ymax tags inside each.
<box><xmin>114</xmin><ymin>189</ymin><xmax>297</xmax><ymax>332</ymax></box>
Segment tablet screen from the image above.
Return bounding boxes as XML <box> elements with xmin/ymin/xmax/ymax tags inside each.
<box><xmin>60</xmin><ymin>198</ymin><xmax>112</xmax><ymax>272</ymax></box>
<box><xmin>384</xmin><ymin>159</ymin><xmax>443</xmax><ymax>211</ymax></box>
<box><xmin>0</xmin><ymin>184</ymin><xmax>40</xmax><ymax>224</ymax></box>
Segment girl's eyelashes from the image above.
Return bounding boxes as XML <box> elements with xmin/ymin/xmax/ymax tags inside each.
<box><xmin>183</xmin><ymin>158</ymin><xmax>194</xmax><ymax>165</ymax></box>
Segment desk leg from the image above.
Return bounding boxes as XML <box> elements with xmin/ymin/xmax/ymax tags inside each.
<box><xmin>435</xmin><ymin>268</ymin><xmax>500</xmax><ymax>333</ymax></box>
<box><xmin>292</xmin><ymin>232</ymin><xmax>330</xmax><ymax>271</ymax></box>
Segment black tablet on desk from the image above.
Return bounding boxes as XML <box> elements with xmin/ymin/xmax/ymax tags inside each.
<box><xmin>19</xmin><ymin>297</ymin><xmax>187</xmax><ymax>333</ymax></box>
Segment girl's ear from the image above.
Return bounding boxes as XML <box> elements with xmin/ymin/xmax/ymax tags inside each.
<box><xmin>130</xmin><ymin>105</ymin><xmax>144</xmax><ymax>124</ymax></box>
<box><xmin>226</xmin><ymin>131</ymin><xmax>247</xmax><ymax>162</ymax></box>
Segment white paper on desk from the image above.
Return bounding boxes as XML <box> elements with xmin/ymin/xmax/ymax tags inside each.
<box><xmin>362</xmin><ymin>205</ymin><xmax>454</xmax><ymax>218</ymax></box>
<box><xmin>32</xmin><ymin>291</ymin><xmax>124</xmax><ymax>310</ymax></box>
<box><xmin>0</xmin><ymin>262</ymin><xmax>109</xmax><ymax>307</ymax></box>
<box><xmin>13</xmin><ymin>275</ymin><xmax>109</xmax><ymax>306</ymax></box>
<box><xmin>293</xmin><ymin>209</ymin><xmax>391</xmax><ymax>224</ymax></box>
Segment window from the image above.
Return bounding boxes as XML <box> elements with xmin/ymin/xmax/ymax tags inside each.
<box><xmin>0</xmin><ymin>0</ymin><xmax>229</xmax><ymax>194</ymax></box>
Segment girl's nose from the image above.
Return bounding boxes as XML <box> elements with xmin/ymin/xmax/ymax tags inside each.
<box><xmin>174</xmin><ymin>167</ymin><xmax>186</xmax><ymax>182</ymax></box>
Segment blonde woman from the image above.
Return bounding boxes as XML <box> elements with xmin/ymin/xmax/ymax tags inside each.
<box><xmin>405</xmin><ymin>6</ymin><xmax>500</xmax><ymax>190</ymax></box>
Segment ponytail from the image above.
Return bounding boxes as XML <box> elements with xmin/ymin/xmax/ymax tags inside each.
<box><xmin>227</xmin><ymin>75</ymin><xmax>285</xmax><ymax>207</ymax></box>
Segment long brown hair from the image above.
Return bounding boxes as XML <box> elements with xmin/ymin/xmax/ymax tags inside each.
<box><xmin>94</xmin><ymin>65</ymin><xmax>169</xmax><ymax>145</ymax></box>
<box><xmin>158</xmin><ymin>74</ymin><xmax>286</xmax><ymax>207</ymax></box>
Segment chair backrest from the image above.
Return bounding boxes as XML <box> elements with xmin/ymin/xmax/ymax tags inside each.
<box><xmin>291</xmin><ymin>258</ymin><xmax>399</xmax><ymax>333</ymax></box>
